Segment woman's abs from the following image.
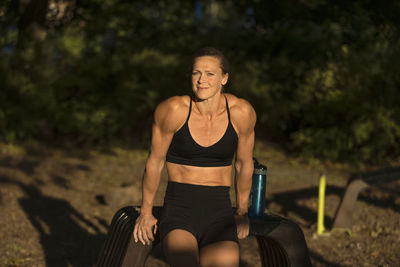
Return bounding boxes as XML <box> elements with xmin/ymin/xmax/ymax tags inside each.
<box><xmin>166</xmin><ymin>162</ymin><xmax>232</xmax><ymax>186</ymax></box>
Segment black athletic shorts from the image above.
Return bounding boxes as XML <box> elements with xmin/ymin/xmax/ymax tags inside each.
<box><xmin>159</xmin><ymin>181</ymin><xmax>239</xmax><ymax>248</ymax></box>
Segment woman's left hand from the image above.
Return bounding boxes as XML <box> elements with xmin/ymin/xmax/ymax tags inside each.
<box><xmin>235</xmin><ymin>214</ymin><xmax>250</xmax><ymax>239</ymax></box>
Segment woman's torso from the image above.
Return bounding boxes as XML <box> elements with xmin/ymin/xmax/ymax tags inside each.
<box><xmin>166</xmin><ymin>94</ymin><xmax>238</xmax><ymax>186</ymax></box>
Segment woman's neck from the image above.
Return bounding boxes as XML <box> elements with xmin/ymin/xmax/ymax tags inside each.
<box><xmin>193</xmin><ymin>93</ymin><xmax>224</xmax><ymax>119</ymax></box>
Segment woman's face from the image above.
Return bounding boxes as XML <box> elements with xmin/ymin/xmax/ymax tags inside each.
<box><xmin>191</xmin><ymin>56</ymin><xmax>228</xmax><ymax>101</ymax></box>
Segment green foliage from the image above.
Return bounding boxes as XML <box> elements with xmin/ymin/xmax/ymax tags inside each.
<box><xmin>0</xmin><ymin>0</ymin><xmax>399</xmax><ymax>163</ymax></box>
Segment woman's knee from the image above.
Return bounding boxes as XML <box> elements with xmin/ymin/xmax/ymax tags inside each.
<box><xmin>163</xmin><ymin>229</ymin><xmax>200</xmax><ymax>267</ymax></box>
<box><xmin>163</xmin><ymin>229</ymin><xmax>198</xmax><ymax>250</ymax></box>
<box><xmin>200</xmin><ymin>241</ymin><xmax>239</xmax><ymax>267</ymax></box>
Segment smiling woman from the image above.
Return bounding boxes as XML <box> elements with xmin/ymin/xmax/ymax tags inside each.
<box><xmin>133</xmin><ymin>47</ymin><xmax>256</xmax><ymax>267</ymax></box>
<box><xmin>191</xmin><ymin>56</ymin><xmax>228</xmax><ymax>101</ymax></box>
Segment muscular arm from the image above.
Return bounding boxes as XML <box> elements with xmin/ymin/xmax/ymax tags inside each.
<box><xmin>140</xmin><ymin>121</ymin><xmax>171</xmax><ymax>214</ymax></box>
<box><xmin>141</xmin><ymin>97</ymin><xmax>183</xmax><ymax>213</ymax></box>
<box><xmin>134</xmin><ymin>96</ymin><xmax>185</xmax><ymax>244</ymax></box>
<box><xmin>233</xmin><ymin>99</ymin><xmax>256</xmax><ymax>216</ymax></box>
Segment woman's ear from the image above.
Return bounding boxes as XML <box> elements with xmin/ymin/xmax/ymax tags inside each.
<box><xmin>221</xmin><ymin>73</ymin><xmax>229</xmax><ymax>86</ymax></box>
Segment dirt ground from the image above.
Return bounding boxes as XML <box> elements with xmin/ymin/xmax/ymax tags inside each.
<box><xmin>0</xmin><ymin>141</ymin><xmax>399</xmax><ymax>267</ymax></box>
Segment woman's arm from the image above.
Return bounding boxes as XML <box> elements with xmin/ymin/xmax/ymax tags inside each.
<box><xmin>134</xmin><ymin>96</ymin><xmax>185</xmax><ymax>245</ymax></box>
<box><xmin>140</xmin><ymin>119</ymin><xmax>172</xmax><ymax>215</ymax></box>
<box><xmin>234</xmin><ymin>98</ymin><xmax>256</xmax><ymax>215</ymax></box>
<box><xmin>232</xmin><ymin>97</ymin><xmax>256</xmax><ymax>238</ymax></box>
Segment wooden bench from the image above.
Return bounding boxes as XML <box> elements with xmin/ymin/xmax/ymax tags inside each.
<box><xmin>97</xmin><ymin>206</ymin><xmax>312</xmax><ymax>267</ymax></box>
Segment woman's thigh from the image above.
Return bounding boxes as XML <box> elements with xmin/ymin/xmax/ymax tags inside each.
<box><xmin>163</xmin><ymin>229</ymin><xmax>200</xmax><ymax>267</ymax></box>
<box><xmin>199</xmin><ymin>241</ymin><xmax>239</xmax><ymax>267</ymax></box>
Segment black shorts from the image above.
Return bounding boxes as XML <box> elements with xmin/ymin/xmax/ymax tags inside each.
<box><xmin>159</xmin><ymin>181</ymin><xmax>238</xmax><ymax>248</ymax></box>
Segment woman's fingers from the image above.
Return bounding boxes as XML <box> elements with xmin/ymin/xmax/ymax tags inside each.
<box><xmin>153</xmin><ymin>224</ymin><xmax>158</xmax><ymax>235</ymax></box>
<box><xmin>138</xmin><ymin>225</ymin><xmax>152</xmax><ymax>245</ymax></box>
<box><xmin>145</xmin><ymin>228</ymin><xmax>154</xmax><ymax>244</ymax></box>
<box><xmin>134</xmin><ymin>215</ymin><xmax>157</xmax><ymax>245</ymax></box>
<box><xmin>238</xmin><ymin>228</ymin><xmax>248</xmax><ymax>239</ymax></box>
<box><xmin>133</xmin><ymin>223</ymin><xmax>138</xmax><ymax>242</ymax></box>
<box><xmin>239</xmin><ymin>224</ymin><xmax>250</xmax><ymax>239</ymax></box>
<box><xmin>141</xmin><ymin>228</ymin><xmax>151</xmax><ymax>245</ymax></box>
<box><xmin>235</xmin><ymin>214</ymin><xmax>250</xmax><ymax>239</ymax></box>
<box><xmin>137</xmin><ymin>227</ymin><xmax>145</xmax><ymax>244</ymax></box>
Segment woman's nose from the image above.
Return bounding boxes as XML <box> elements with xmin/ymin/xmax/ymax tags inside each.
<box><xmin>198</xmin><ymin>74</ymin><xmax>206</xmax><ymax>83</ymax></box>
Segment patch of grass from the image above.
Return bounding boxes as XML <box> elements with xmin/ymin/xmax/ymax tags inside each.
<box><xmin>111</xmin><ymin>147</ymin><xmax>148</xmax><ymax>160</ymax></box>
<box><xmin>4</xmin><ymin>257</ymin><xmax>25</xmax><ymax>267</ymax></box>
<box><xmin>0</xmin><ymin>143</ymin><xmax>26</xmax><ymax>158</ymax></box>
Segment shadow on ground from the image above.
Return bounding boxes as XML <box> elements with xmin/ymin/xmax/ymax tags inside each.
<box><xmin>308</xmin><ymin>250</ymin><xmax>344</xmax><ymax>267</ymax></box>
<box><xmin>0</xmin><ymin>176</ymin><xmax>105</xmax><ymax>267</ymax></box>
<box><xmin>269</xmin><ymin>180</ymin><xmax>400</xmax><ymax>229</ymax></box>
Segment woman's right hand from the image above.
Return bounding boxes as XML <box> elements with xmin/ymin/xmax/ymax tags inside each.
<box><xmin>133</xmin><ymin>213</ymin><xmax>158</xmax><ymax>245</ymax></box>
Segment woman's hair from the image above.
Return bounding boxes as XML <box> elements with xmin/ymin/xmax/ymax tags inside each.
<box><xmin>191</xmin><ymin>47</ymin><xmax>229</xmax><ymax>74</ymax></box>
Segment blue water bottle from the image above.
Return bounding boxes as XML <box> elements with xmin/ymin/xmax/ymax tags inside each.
<box><xmin>249</xmin><ymin>158</ymin><xmax>267</xmax><ymax>218</ymax></box>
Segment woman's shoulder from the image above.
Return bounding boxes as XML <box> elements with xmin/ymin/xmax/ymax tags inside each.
<box><xmin>154</xmin><ymin>95</ymin><xmax>191</xmax><ymax>131</ymax></box>
<box><xmin>225</xmin><ymin>93</ymin><xmax>255</xmax><ymax>116</ymax></box>
<box><xmin>225</xmin><ymin>93</ymin><xmax>256</xmax><ymax>133</ymax></box>
<box><xmin>156</xmin><ymin>95</ymin><xmax>190</xmax><ymax>114</ymax></box>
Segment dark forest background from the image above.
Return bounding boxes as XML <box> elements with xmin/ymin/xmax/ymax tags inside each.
<box><xmin>1</xmin><ymin>0</ymin><xmax>400</xmax><ymax>164</ymax></box>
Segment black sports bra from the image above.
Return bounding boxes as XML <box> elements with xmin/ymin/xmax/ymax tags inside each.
<box><xmin>166</xmin><ymin>95</ymin><xmax>238</xmax><ymax>167</ymax></box>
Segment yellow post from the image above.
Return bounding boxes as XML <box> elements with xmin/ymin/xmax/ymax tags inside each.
<box><xmin>317</xmin><ymin>174</ymin><xmax>326</xmax><ymax>235</ymax></box>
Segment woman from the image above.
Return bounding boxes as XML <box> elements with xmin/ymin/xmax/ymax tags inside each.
<box><xmin>133</xmin><ymin>47</ymin><xmax>256</xmax><ymax>267</ymax></box>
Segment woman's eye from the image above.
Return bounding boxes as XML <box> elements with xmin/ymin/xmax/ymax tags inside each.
<box><xmin>207</xmin><ymin>73</ymin><xmax>214</xmax><ymax>76</ymax></box>
<box><xmin>192</xmin><ymin>72</ymin><xmax>199</xmax><ymax>76</ymax></box>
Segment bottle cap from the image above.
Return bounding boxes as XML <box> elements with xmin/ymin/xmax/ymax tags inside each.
<box><xmin>253</xmin><ymin>158</ymin><xmax>267</xmax><ymax>175</ymax></box>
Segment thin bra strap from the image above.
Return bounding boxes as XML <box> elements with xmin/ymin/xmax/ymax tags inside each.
<box><xmin>224</xmin><ymin>95</ymin><xmax>232</xmax><ymax>123</ymax></box>
<box><xmin>185</xmin><ymin>96</ymin><xmax>192</xmax><ymax>123</ymax></box>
